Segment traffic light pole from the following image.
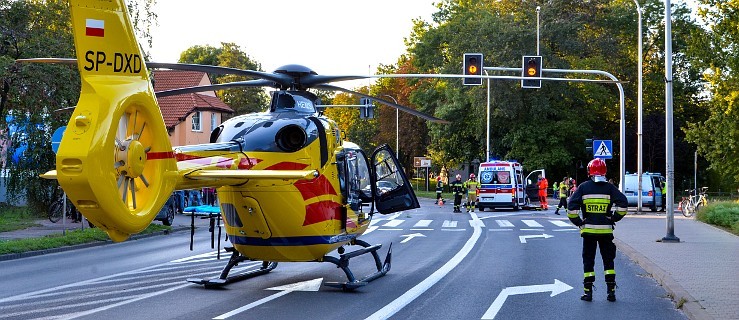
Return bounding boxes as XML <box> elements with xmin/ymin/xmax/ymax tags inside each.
<box><xmin>483</xmin><ymin>66</ymin><xmax>626</xmax><ymax>192</ymax></box>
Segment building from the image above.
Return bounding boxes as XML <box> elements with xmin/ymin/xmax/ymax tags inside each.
<box><xmin>152</xmin><ymin>70</ymin><xmax>234</xmax><ymax>146</ymax></box>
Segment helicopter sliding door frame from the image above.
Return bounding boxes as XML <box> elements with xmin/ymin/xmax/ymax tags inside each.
<box><xmin>371</xmin><ymin>145</ymin><xmax>420</xmax><ymax>214</ymax></box>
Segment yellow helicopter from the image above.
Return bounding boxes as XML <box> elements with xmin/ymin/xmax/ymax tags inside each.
<box><xmin>19</xmin><ymin>0</ymin><xmax>451</xmax><ymax>290</ymax></box>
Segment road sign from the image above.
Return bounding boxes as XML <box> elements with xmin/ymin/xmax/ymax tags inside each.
<box><xmin>413</xmin><ymin>157</ymin><xmax>431</xmax><ymax>168</ymax></box>
<box><xmin>593</xmin><ymin>140</ymin><xmax>613</xmax><ymax>159</ymax></box>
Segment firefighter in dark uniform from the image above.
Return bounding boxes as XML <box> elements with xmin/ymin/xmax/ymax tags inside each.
<box><xmin>435</xmin><ymin>176</ymin><xmax>445</xmax><ymax>205</ymax></box>
<box><xmin>567</xmin><ymin>158</ymin><xmax>628</xmax><ymax>302</ymax></box>
<box><xmin>449</xmin><ymin>174</ymin><xmax>464</xmax><ymax>213</ymax></box>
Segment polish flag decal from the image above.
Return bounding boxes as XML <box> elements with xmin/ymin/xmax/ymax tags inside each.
<box><xmin>85</xmin><ymin>19</ymin><xmax>104</xmax><ymax>37</ymax></box>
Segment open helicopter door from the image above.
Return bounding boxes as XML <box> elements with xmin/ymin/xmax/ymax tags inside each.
<box><xmin>371</xmin><ymin>145</ymin><xmax>420</xmax><ymax>214</ymax></box>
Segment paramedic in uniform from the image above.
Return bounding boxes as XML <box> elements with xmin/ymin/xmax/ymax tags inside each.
<box><xmin>450</xmin><ymin>174</ymin><xmax>464</xmax><ymax>213</ymax></box>
<box><xmin>567</xmin><ymin>158</ymin><xmax>628</xmax><ymax>302</ymax></box>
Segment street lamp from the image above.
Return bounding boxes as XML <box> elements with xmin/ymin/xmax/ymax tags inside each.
<box><xmin>633</xmin><ymin>0</ymin><xmax>645</xmax><ymax>212</ymax></box>
<box><xmin>381</xmin><ymin>94</ymin><xmax>399</xmax><ymax>155</ymax></box>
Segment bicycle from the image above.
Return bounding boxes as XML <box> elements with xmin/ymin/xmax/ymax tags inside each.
<box><xmin>679</xmin><ymin>187</ymin><xmax>708</xmax><ymax>217</ymax></box>
<box><xmin>48</xmin><ymin>188</ymin><xmax>81</xmax><ymax>223</ymax></box>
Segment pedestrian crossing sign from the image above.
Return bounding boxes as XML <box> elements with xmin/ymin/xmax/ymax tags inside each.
<box><xmin>593</xmin><ymin>140</ymin><xmax>613</xmax><ymax>159</ymax></box>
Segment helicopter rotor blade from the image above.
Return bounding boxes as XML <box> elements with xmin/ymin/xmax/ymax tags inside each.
<box><xmin>155</xmin><ymin>79</ymin><xmax>275</xmax><ymax>98</ymax></box>
<box><xmin>315</xmin><ymin>84</ymin><xmax>450</xmax><ymax>124</ymax></box>
<box><xmin>145</xmin><ymin>62</ymin><xmax>292</xmax><ymax>84</ymax></box>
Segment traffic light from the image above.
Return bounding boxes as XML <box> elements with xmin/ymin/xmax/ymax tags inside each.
<box><xmin>463</xmin><ymin>53</ymin><xmax>483</xmax><ymax>86</ymax></box>
<box><xmin>585</xmin><ymin>138</ymin><xmax>593</xmax><ymax>154</ymax></box>
<box><xmin>521</xmin><ymin>55</ymin><xmax>542</xmax><ymax>89</ymax></box>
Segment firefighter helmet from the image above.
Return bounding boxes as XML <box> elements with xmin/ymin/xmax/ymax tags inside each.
<box><xmin>469</xmin><ymin>173</ymin><xmax>476</xmax><ymax>179</ymax></box>
<box><xmin>588</xmin><ymin>158</ymin><xmax>607</xmax><ymax>182</ymax></box>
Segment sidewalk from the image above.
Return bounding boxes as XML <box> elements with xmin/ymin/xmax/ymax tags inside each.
<box><xmin>614</xmin><ymin>211</ymin><xmax>739</xmax><ymax>320</ymax></box>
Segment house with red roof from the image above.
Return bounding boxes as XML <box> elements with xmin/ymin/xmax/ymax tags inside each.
<box><xmin>152</xmin><ymin>70</ymin><xmax>234</xmax><ymax>147</ymax></box>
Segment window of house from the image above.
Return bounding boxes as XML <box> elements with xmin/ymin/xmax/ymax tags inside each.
<box><xmin>211</xmin><ymin>112</ymin><xmax>218</xmax><ymax>132</ymax></box>
<box><xmin>192</xmin><ymin>111</ymin><xmax>202</xmax><ymax>131</ymax></box>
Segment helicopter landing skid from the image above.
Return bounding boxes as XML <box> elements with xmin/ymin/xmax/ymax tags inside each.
<box><xmin>323</xmin><ymin>239</ymin><xmax>392</xmax><ymax>291</ymax></box>
<box><xmin>187</xmin><ymin>247</ymin><xmax>278</xmax><ymax>288</ymax></box>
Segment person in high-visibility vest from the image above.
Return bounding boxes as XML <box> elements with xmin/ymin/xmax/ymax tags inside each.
<box><xmin>463</xmin><ymin>173</ymin><xmax>479</xmax><ymax>212</ymax></box>
<box><xmin>567</xmin><ymin>158</ymin><xmax>628</xmax><ymax>302</ymax></box>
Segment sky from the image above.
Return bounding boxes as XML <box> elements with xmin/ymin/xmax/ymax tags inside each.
<box><xmin>148</xmin><ymin>0</ymin><xmax>439</xmax><ymax>82</ymax></box>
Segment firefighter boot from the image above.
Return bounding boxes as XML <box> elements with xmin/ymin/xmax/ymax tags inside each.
<box><xmin>606</xmin><ymin>282</ymin><xmax>617</xmax><ymax>302</ymax></box>
<box><xmin>580</xmin><ymin>282</ymin><xmax>593</xmax><ymax>301</ymax></box>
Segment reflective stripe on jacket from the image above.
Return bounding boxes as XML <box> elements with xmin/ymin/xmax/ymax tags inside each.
<box><xmin>566</xmin><ymin>179</ymin><xmax>628</xmax><ymax>236</ymax></box>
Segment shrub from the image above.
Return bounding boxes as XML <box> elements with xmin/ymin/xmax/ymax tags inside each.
<box><xmin>696</xmin><ymin>201</ymin><xmax>739</xmax><ymax>235</ymax></box>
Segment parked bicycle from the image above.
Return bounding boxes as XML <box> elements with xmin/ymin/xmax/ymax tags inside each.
<box><xmin>48</xmin><ymin>188</ymin><xmax>81</xmax><ymax>223</ymax></box>
<box><xmin>679</xmin><ymin>187</ymin><xmax>708</xmax><ymax>217</ymax></box>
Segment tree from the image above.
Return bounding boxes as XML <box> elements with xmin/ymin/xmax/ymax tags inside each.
<box><xmin>0</xmin><ymin>0</ymin><xmax>159</xmax><ymax>209</ymax></box>
<box><xmin>178</xmin><ymin>43</ymin><xmax>269</xmax><ymax>115</ymax></box>
<box><xmin>684</xmin><ymin>1</ymin><xmax>739</xmax><ymax>186</ymax></box>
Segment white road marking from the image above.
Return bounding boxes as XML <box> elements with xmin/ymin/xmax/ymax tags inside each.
<box><xmin>378</xmin><ymin>228</ymin><xmax>403</xmax><ymax>231</ymax></box>
<box><xmin>522</xmin><ymin>220</ymin><xmax>543</xmax><ymax>228</ymax></box>
<box><xmin>519</xmin><ymin>234</ymin><xmax>554</xmax><ymax>243</ymax></box>
<box><xmin>441</xmin><ymin>229</ymin><xmax>467</xmax><ymax>232</ymax></box>
<box><xmin>383</xmin><ymin>219</ymin><xmax>404</xmax><ymax>227</ymax></box>
<box><xmin>481</xmin><ymin>280</ymin><xmax>573</xmax><ymax>319</ymax></box>
<box><xmin>442</xmin><ymin>220</ymin><xmax>458</xmax><ymax>228</ymax></box>
<box><xmin>549</xmin><ymin>220</ymin><xmax>572</xmax><ymax>227</ymax></box>
<box><xmin>413</xmin><ymin>220</ymin><xmax>433</xmax><ymax>228</ymax></box>
<box><xmin>495</xmin><ymin>220</ymin><xmax>514</xmax><ymax>227</ymax></box>
<box><xmin>214</xmin><ymin>278</ymin><xmax>323</xmax><ymax>319</ymax></box>
<box><xmin>489</xmin><ymin>229</ymin><xmax>514</xmax><ymax>232</ymax></box>
<box><xmin>410</xmin><ymin>228</ymin><xmax>434</xmax><ymax>231</ymax></box>
<box><xmin>365</xmin><ymin>212</ymin><xmax>483</xmax><ymax>319</ymax></box>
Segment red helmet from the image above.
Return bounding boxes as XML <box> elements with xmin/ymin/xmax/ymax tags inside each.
<box><xmin>437</xmin><ymin>176</ymin><xmax>441</xmax><ymax>181</ymax></box>
<box><xmin>469</xmin><ymin>173</ymin><xmax>476</xmax><ymax>179</ymax></box>
<box><xmin>588</xmin><ymin>158</ymin><xmax>607</xmax><ymax>176</ymax></box>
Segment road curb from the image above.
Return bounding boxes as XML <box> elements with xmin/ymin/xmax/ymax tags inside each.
<box><xmin>0</xmin><ymin>226</ymin><xmax>191</xmax><ymax>262</ymax></box>
<box><xmin>614</xmin><ymin>238</ymin><xmax>714</xmax><ymax>320</ymax></box>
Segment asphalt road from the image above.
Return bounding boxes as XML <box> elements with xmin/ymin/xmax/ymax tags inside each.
<box><xmin>0</xmin><ymin>199</ymin><xmax>686</xmax><ymax>320</ymax></box>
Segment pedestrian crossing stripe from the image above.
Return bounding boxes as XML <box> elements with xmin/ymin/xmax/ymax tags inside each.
<box><xmin>379</xmin><ymin>218</ymin><xmax>575</xmax><ymax>229</ymax></box>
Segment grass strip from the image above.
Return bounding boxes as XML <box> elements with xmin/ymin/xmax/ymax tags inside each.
<box><xmin>0</xmin><ymin>224</ymin><xmax>172</xmax><ymax>255</ymax></box>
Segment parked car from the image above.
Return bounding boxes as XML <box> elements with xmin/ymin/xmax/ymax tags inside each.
<box><xmin>154</xmin><ymin>193</ymin><xmax>178</xmax><ymax>226</ymax></box>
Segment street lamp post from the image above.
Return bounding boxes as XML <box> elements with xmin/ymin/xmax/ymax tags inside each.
<box><xmin>382</xmin><ymin>94</ymin><xmax>399</xmax><ymax>155</ymax></box>
<box><xmin>633</xmin><ymin>0</ymin><xmax>645</xmax><ymax>212</ymax></box>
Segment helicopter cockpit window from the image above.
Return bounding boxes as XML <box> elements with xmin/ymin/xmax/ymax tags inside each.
<box><xmin>373</xmin><ymin>150</ymin><xmax>404</xmax><ymax>197</ymax></box>
<box><xmin>274</xmin><ymin>92</ymin><xmax>316</xmax><ymax>113</ymax></box>
<box><xmin>344</xmin><ymin>150</ymin><xmax>371</xmax><ymax>210</ymax></box>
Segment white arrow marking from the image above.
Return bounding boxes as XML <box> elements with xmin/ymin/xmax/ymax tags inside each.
<box><xmin>213</xmin><ymin>278</ymin><xmax>322</xmax><ymax>319</ymax></box>
<box><xmin>481</xmin><ymin>279</ymin><xmax>573</xmax><ymax>319</ymax></box>
<box><xmin>400</xmin><ymin>233</ymin><xmax>426</xmax><ymax>244</ymax></box>
<box><xmin>518</xmin><ymin>233</ymin><xmax>553</xmax><ymax>243</ymax></box>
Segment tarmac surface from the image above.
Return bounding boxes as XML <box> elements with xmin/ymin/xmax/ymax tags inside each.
<box><xmin>1</xmin><ymin>204</ymin><xmax>737</xmax><ymax>320</ymax></box>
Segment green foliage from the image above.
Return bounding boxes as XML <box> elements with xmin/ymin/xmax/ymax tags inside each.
<box><xmin>178</xmin><ymin>43</ymin><xmax>269</xmax><ymax>115</ymax></box>
<box><xmin>684</xmin><ymin>1</ymin><xmax>739</xmax><ymax>186</ymax></box>
<box><xmin>397</xmin><ymin>0</ymin><xmax>704</xmax><ymax>185</ymax></box>
<box><xmin>0</xmin><ymin>223</ymin><xmax>172</xmax><ymax>255</ymax></box>
<box><xmin>695</xmin><ymin>201</ymin><xmax>739</xmax><ymax>236</ymax></box>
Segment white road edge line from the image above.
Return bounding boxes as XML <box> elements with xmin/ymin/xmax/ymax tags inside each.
<box><xmin>365</xmin><ymin>213</ymin><xmax>483</xmax><ymax>320</ymax></box>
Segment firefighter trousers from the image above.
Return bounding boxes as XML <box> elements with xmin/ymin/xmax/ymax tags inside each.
<box><xmin>582</xmin><ymin>235</ymin><xmax>616</xmax><ymax>283</ymax></box>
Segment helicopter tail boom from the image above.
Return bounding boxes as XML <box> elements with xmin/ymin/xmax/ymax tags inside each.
<box><xmin>50</xmin><ymin>0</ymin><xmax>178</xmax><ymax>242</ymax></box>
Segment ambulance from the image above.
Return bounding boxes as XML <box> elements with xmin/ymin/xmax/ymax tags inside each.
<box><xmin>477</xmin><ymin>160</ymin><xmax>545</xmax><ymax>211</ymax></box>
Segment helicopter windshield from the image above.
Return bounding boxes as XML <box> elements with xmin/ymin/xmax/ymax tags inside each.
<box><xmin>273</xmin><ymin>91</ymin><xmax>316</xmax><ymax>113</ymax></box>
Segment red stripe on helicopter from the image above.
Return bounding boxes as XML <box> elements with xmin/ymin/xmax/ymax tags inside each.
<box><xmin>294</xmin><ymin>174</ymin><xmax>337</xmax><ymax>200</ymax></box>
<box><xmin>302</xmin><ymin>200</ymin><xmax>342</xmax><ymax>226</ymax></box>
<box><xmin>265</xmin><ymin>162</ymin><xmax>309</xmax><ymax>170</ymax></box>
<box><xmin>238</xmin><ymin>157</ymin><xmax>262</xmax><ymax>169</ymax></box>
<box><xmin>146</xmin><ymin>151</ymin><xmax>175</xmax><ymax>160</ymax></box>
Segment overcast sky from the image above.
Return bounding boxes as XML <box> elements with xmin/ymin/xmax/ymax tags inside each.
<box><xmin>149</xmin><ymin>0</ymin><xmax>438</xmax><ymax>81</ymax></box>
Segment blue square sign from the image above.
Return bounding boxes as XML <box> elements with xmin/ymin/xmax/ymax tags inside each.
<box><xmin>593</xmin><ymin>140</ymin><xmax>613</xmax><ymax>159</ymax></box>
